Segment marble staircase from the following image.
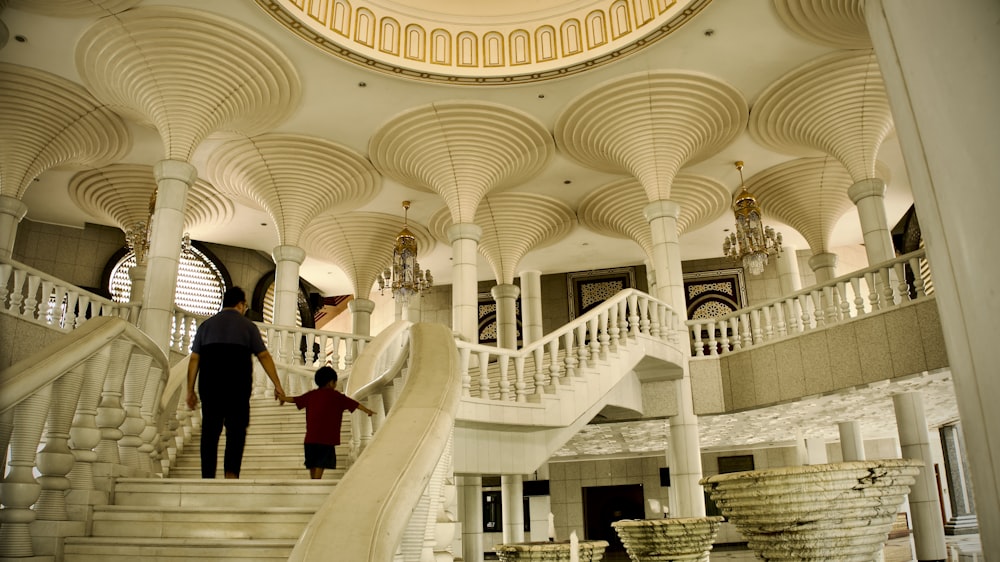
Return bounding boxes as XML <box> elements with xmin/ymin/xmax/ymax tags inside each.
<box><xmin>62</xmin><ymin>396</ymin><xmax>350</xmax><ymax>561</ymax></box>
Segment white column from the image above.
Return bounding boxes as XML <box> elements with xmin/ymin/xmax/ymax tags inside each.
<box><xmin>491</xmin><ymin>284</ymin><xmax>520</xmax><ymax>350</ymax></box>
<box><xmin>807</xmin><ymin>252</ymin><xmax>838</xmax><ymax>284</ymax></box>
<box><xmin>866</xmin><ymin>1</ymin><xmax>1000</xmax><ymax>552</ymax></box>
<box><xmin>0</xmin><ymin>195</ymin><xmax>27</xmax><ymax>260</ymax></box>
<box><xmin>459</xmin><ymin>476</ymin><xmax>484</xmax><ymax>562</ymax></box>
<box><xmin>501</xmin><ymin>474</ymin><xmax>524</xmax><ymax>544</ymax></box>
<box><xmin>349</xmin><ymin>298</ymin><xmax>375</xmax><ymax>337</ymax></box>
<box><xmin>643</xmin><ymin>258</ymin><xmax>657</xmax><ymax>297</ymax></box>
<box><xmin>140</xmin><ymin>159</ymin><xmax>197</xmax><ymax>353</ymax></box>
<box><xmin>805</xmin><ymin>438</ymin><xmax>828</xmax><ymax>465</ymax></box>
<box><xmin>892</xmin><ymin>392</ymin><xmax>947</xmax><ymax>560</ymax></box>
<box><xmin>271</xmin><ymin>245</ymin><xmax>305</xmax><ymax>327</ymax></box>
<box><xmin>447</xmin><ymin>223</ymin><xmax>482</xmax><ymax>343</ymax></box>
<box><xmin>645</xmin><ymin>200</ymin><xmax>704</xmax><ymax>517</ymax></box>
<box><xmin>848</xmin><ymin>178</ymin><xmax>896</xmax><ymax>265</ymax></box>
<box><xmin>518</xmin><ymin>270</ymin><xmax>543</xmax><ymax>345</ymax></box>
<box><xmin>776</xmin><ymin>246</ymin><xmax>803</xmax><ymax>295</ymax></box>
<box><xmin>838</xmin><ymin>421</ymin><xmax>866</xmax><ymax>462</ymax></box>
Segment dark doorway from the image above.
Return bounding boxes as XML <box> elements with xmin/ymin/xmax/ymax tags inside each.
<box><xmin>582</xmin><ymin>484</ymin><xmax>644</xmax><ymax>553</ymax></box>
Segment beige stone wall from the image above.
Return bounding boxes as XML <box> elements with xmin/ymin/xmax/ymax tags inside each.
<box><xmin>12</xmin><ymin>220</ymin><xmax>125</xmax><ymax>294</ymax></box>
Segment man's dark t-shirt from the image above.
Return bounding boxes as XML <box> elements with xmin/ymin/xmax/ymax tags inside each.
<box><xmin>192</xmin><ymin>309</ymin><xmax>267</xmax><ymax>399</ymax></box>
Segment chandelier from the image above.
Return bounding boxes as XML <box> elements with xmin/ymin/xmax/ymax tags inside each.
<box><xmin>722</xmin><ymin>161</ymin><xmax>782</xmax><ymax>276</ymax></box>
<box><xmin>378</xmin><ymin>201</ymin><xmax>433</xmax><ymax>305</ymax></box>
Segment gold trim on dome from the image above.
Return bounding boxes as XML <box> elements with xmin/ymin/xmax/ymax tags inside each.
<box><xmin>254</xmin><ymin>0</ymin><xmax>710</xmax><ymax>84</ymax></box>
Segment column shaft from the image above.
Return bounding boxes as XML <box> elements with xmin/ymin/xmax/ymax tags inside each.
<box><xmin>349</xmin><ymin>298</ymin><xmax>375</xmax><ymax>337</ymax></box>
<box><xmin>893</xmin><ymin>392</ymin><xmax>947</xmax><ymax>560</ymax></box>
<box><xmin>519</xmin><ymin>270</ymin><xmax>543</xmax><ymax>345</ymax></box>
<box><xmin>501</xmin><ymin>474</ymin><xmax>524</xmax><ymax>544</ymax></box>
<box><xmin>447</xmin><ymin>223</ymin><xmax>482</xmax><ymax>343</ymax></box>
<box><xmin>807</xmin><ymin>252</ymin><xmax>838</xmax><ymax>284</ymax></box>
<box><xmin>459</xmin><ymin>476</ymin><xmax>484</xmax><ymax>562</ymax></box>
<box><xmin>491</xmin><ymin>284</ymin><xmax>520</xmax><ymax>350</ymax></box>
<box><xmin>776</xmin><ymin>247</ymin><xmax>802</xmax><ymax>295</ymax></box>
<box><xmin>272</xmin><ymin>245</ymin><xmax>306</xmax><ymax>327</ymax></box>
<box><xmin>838</xmin><ymin>421</ymin><xmax>866</xmax><ymax>462</ymax></box>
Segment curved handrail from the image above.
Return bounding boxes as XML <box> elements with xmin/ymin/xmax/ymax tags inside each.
<box><xmin>0</xmin><ymin>316</ymin><xmax>167</xmax><ymax>414</ymax></box>
<box><xmin>288</xmin><ymin>322</ymin><xmax>461</xmax><ymax>562</ymax></box>
<box><xmin>345</xmin><ymin>319</ymin><xmax>411</xmax><ymax>401</ymax></box>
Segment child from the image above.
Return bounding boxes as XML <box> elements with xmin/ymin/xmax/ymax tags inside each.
<box><xmin>280</xmin><ymin>366</ymin><xmax>375</xmax><ymax>479</ymax></box>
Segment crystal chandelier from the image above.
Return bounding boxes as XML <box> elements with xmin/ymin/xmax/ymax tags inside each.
<box><xmin>723</xmin><ymin>161</ymin><xmax>782</xmax><ymax>276</ymax></box>
<box><xmin>378</xmin><ymin>201</ymin><xmax>433</xmax><ymax>305</ymax></box>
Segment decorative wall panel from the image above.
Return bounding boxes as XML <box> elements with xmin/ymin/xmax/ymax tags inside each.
<box><xmin>567</xmin><ymin>267</ymin><xmax>636</xmax><ymax>320</ymax></box>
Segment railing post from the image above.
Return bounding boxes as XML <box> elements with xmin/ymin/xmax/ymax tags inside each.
<box><xmin>548</xmin><ymin>340</ymin><xmax>561</xmax><ymax>388</ymax></box>
<box><xmin>478</xmin><ymin>351</ymin><xmax>491</xmax><ymax>399</ymax></box>
<box><xmin>707</xmin><ymin>320</ymin><xmax>719</xmax><ymax>356</ymax></box>
<box><xmin>22</xmin><ymin>273</ymin><xmax>40</xmax><ymax>320</ymax></box>
<box><xmin>498</xmin><ymin>355</ymin><xmax>511</xmax><ymax>400</ymax></box>
<box><xmin>575</xmin><ymin>323</ymin><xmax>589</xmax><ymax>369</ymax></box>
<box><xmin>459</xmin><ymin>346</ymin><xmax>471</xmax><ymax>398</ymax></box>
<box><xmin>35</xmin><ymin>364</ymin><xmax>86</xmax><ymax>521</ymax></box>
<box><xmin>599</xmin><ymin>309</ymin><xmax>611</xmax><ymax>359</ymax></box>
<box><xmin>514</xmin><ymin>356</ymin><xmax>527</xmax><ymax>402</ymax></box>
<box><xmin>563</xmin><ymin>331</ymin><xmax>577</xmax><ymax>378</ymax></box>
<box><xmin>9</xmin><ymin>267</ymin><xmax>26</xmax><ymax>316</ymax></box>
<box><xmin>68</xmin><ymin>347</ymin><xmax>111</xmax><ymax>496</ymax></box>
<box><xmin>0</xmin><ymin>387</ymin><xmax>51</xmax><ymax>557</ymax></box>
<box><xmin>692</xmin><ymin>322</ymin><xmax>704</xmax><ymax>357</ymax></box>
<box><xmin>533</xmin><ymin>346</ymin><xmax>547</xmax><ymax>391</ymax></box>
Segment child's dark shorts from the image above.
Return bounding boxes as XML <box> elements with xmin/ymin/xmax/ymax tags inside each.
<box><xmin>303</xmin><ymin>443</ymin><xmax>337</xmax><ymax>469</ymax></box>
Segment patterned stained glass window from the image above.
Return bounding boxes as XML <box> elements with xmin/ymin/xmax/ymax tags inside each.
<box><xmin>109</xmin><ymin>245</ymin><xmax>225</xmax><ymax>317</ymax></box>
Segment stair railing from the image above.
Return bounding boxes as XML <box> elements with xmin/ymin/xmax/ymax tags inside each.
<box><xmin>0</xmin><ymin>316</ymin><xmax>169</xmax><ymax>559</ymax></box>
<box><xmin>686</xmin><ymin>249</ymin><xmax>932</xmax><ymax>357</ymax></box>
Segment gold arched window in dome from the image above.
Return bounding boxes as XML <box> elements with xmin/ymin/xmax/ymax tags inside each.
<box><xmin>108</xmin><ymin>236</ymin><xmax>226</xmax><ymax>317</ymax></box>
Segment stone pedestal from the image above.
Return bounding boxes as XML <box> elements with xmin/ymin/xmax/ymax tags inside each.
<box><xmin>612</xmin><ymin>516</ymin><xmax>724</xmax><ymax>561</ymax></box>
<box><xmin>495</xmin><ymin>540</ymin><xmax>609</xmax><ymax>562</ymax></box>
<box><xmin>700</xmin><ymin>459</ymin><xmax>922</xmax><ymax>561</ymax></box>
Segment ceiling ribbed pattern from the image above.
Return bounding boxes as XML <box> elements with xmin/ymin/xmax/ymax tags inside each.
<box><xmin>745</xmin><ymin>157</ymin><xmax>855</xmax><ymax>254</ymax></box>
<box><xmin>8</xmin><ymin>0</ymin><xmax>140</xmax><ymax>17</ymax></box>
<box><xmin>205</xmin><ymin>134</ymin><xmax>381</xmax><ymax>247</ymax></box>
<box><xmin>369</xmin><ymin>101</ymin><xmax>554</xmax><ymax>224</ymax></box>
<box><xmin>301</xmin><ymin>212</ymin><xmax>436</xmax><ymax>297</ymax></box>
<box><xmin>428</xmin><ymin>192</ymin><xmax>575</xmax><ymax>285</ymax></box>
<box><xmin>0</xmin><ymin>63</ymin><xmax>131</xmax><ymax>199</ymax></box>
<box><xmin>579</xmin><ymin>174</ymin><xmax>731</xmax><ymax>260</ymax></box>
<box><xmin>772</xmin><ymin>0</ymin><xmax>870</xmax><ymax>50</ymax></box>
<box><xmin>749</xmin><ymin>50</ymin><xmax>890</xmax><ymax>182</ymax></box>
<box><xmin>554</xmin><ymin>71</ymin><xmax>748</xmax><ymax>201</ymax></box>
<box><xmin>67</xmin><ymin>164</ymin><xmax>234</xmax><ymax>233</ymax></box>
<box><xmin>75</xmin><ymin>6</ymin><xmax>300</xmax><ymax>162</ymax></box>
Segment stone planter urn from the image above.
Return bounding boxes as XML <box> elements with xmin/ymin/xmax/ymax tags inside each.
<box><xmin>495</xmin><ymin>540</ymin><xmax>609</xmax><ymax>561</ymax></box>
<box><xmin>611</xmin><ymin>516</ymin><xmax>724</xmax><ymax>561</ymax></box>
<box><xmin>700</xmin><ymin>459</ymin><xmax>922</xmax><ymax>561</ymax></box>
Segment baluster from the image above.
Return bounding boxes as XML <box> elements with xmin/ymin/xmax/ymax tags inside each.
<box><xmin>22</xmin><ymin>273</ymin><xmax>40</xmax><ymax>319</ymax></box>
<box><xmin>774</xmin><ymin>301</ymin><xmax>787</xmax><ymax>338</ymax></box>
<box><xmin>638</xmin><ymin>297</ymin><xmax>650</xmax><ymax>335</ymax></box>
<box><xmin>797</xmin><ymin>294</ymin><xmax>812</xmax><ymax>331</ymax></box>
<box><xmin>598</xmin><ymin>309</ymin><xmax>610</xmax><ymax>359</ymax></box>
<box><xmin>837</xmin><ymin>281</ymin><xmax>852</xmax><ymax>321</ymax></box>
<box><xmin>459</xmin><ymin>347</ymin><xmax>472</xmax><ymax>397</ymax></box>
<box><xmin>627</xmin><ymin>293</ymin><xmax>640</xmax><ymax>337</ymax></box>
<box><xmin>850</xmin><ymin>277</ymin><xmax>866</xmax><ymax>316</ymax></box>
<box><xmin>750</xmin><ymin>310</ymin><xmax>761</xmax><ymax>346</ymax></box>
<box><xmin>894</xmin><ymin>262</ymin><xmax>910</xmax><ymax>302</ymax></box>
<box><xmin>588</xmin><ymin>316</ymin><xmax>600</xmax><ymax>362</ymax></box>
<box><xmin>692</xmin><ymin>322</ymin><xmax>705</xmax><ymax>357</ymax></box>
<box><xmin>138</xmin><ymin>365</ymin><xmax>163</xmax><ymax>474</ymax></box>
<box><xmin>563</xmin><ymin>332</ymin><xmax>577</xmax><ymax>378</ymax></box>
<box><xmin>76</xmin><ymin>294</ymin><xmax>91</xmax><ymax>327</ymax></box>
<box><xmin>865</xmin><ymin>271</ymin><xmax>881</xmax><ymax>312</ymax></box>
<box><xmin>498</xmin><ymin>355</ymin><xmax>511</xmax><ymax>401</ymax></box>
<box><xmin>0</xmin><ymin>262</ymin><xmax>12</xmax><ymax>309</ymax></box>
<box><xmin>533</xmin><ymin>346</ymin><xmax>547</xmax><ymax>390</ymax></box>
<box><xmin>68</xmin><ymin>346</ymin><xmax>111</xmax><ymax>494</ymax></box>
<box><xmin>478</xmin><ymin>351</ymin><xmax>491</xmax><ymax>399</ymax></box>
<box><xmin>617</xmin><ymin>300</ymin><xmax>629</xmax><ymax>346</ymax></box>
<box><xmin>119</xmin><ymin>354</ymin><xmax>152</xmax><ymax>471</ymax></box>
<box><xmin>548</xmin><ymin>339</ymin><xmax>561</xmax><ymax>388</ymax></box>
<box><xmin>343</xmin><ymin>335</ymin><xmax>357</xmax><ymax>373</ymax></box>
<box><xmin>39</xmin><ymin>280</ymin><xmax>54</xmax><ymax>323</ymax></box>
<box><xmin>607</xmin><ymin>302</ymin><xmax>621</xmax><ymax>352</ymax></box>
<box><xmin>707</xmin><ymin>320</ymin><xmax>719</xmax><ymax>356</ymax></box>
<box><xmin>9</xmin><ymin>267</ymin><xmax>26</xmax><ymax>315</ymax></box>
<box><xmin>880</xmin><ymin>267</ymin><xmax>895</xmax><ymax>307</ymax></box>
<box><xmin>823</xmin><ymin>286</ymin><xmax>838</xmax><ymax>323</ymax></box>
<box><xmin>514</xmin><ymin>356</ymin><xmax>527</xmax><ymax>402</ymax></box>
<box><xmin>647</xmin><ymin>301</ymin><xmax>660</xmax><ymax>338</ymax></box>
<box><xmin>760</xmin><ymin>307</ymin><xmax>772</xmax><ymax>341</ymax></box>
<box><xmin>909</xmin><ymin>256</ymin><xmax>926</xmax><ymax>298</ymax></box>
<box><xmin>0</xmin><ymin>388</ymin><xmax>52</xmax><ymax>557</ymax></box>
<box><xmin>171</xmin><ymin>312</ymin><xmax>183</xmax><ymax>353</ymax></box>
<box><xmin>96</xmin><ymin>340</ymin><xmax>133</xmax><ymax>466</ymax></box>
<box><xmin>576</xmin><ymin>323</ymin><xmax>589</xmax><ymax>369</ymax></box>
<box><xmin>730</xmin><ymin>317</ymin><xmax>742</xmax><ymax>352</ymax></box>
<box><xmin>36</xmin><ymin>364</ymin><xmax>86</xmax><ymax>521</ymax></box>
<box><xmin>329</xmin><ymin>335</ymin><xmax>342</xmax><ymax>370</ymax></box>
<box><xmin>811</xmin><ymin>290</ymin><xmax>825</xmax><ymax>327</ymax></box>
<box><xmin>50</xmin><ymin>287</ymin><xmax>67</xmax><ymax>327</ymax></box>
<box><xmin>64</xmin><ymin>290</ymin><xmax>79</xmax><ymax>329</ymax></box>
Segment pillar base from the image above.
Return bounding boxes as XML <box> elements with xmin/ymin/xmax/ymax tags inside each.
<box><xmin>944</xmin><ymin>514</ymin><xmax>979</xmax><ymax>535</ymax></box>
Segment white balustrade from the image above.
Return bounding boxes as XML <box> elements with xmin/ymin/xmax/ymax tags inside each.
<box><xmin>686</xmin><ymin>249</ymin><xmax>930</xmax><ymax>357</ymax></box>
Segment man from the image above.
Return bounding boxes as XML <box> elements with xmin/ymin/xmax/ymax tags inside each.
<box><xmin>186</xmin><ymin>287</ymin><xmax>285</xmax><ymax>479</ymax></box>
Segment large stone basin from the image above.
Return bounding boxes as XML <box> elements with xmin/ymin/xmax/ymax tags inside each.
<box><xmin>495</xmin><ymin>540</ymin><xmax>609</xmax><ymax>561</ymax></box>
<box><xmin>612</xmin><ymin>516</ymin><xmax>724</xmax><ymax>561</ymax></box>
<box><xmin>700</xmin><ymin>458</ymin><xmax>922</xmax><ymax>561</ymax></box>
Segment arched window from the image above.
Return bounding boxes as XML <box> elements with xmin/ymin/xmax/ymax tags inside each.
<box><xmin>108</xmin><ymin>240</ymin><xmax>227</xmax><ymax>317</ymax></box>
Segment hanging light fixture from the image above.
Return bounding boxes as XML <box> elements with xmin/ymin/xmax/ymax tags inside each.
<box><xmin>378</xmin><ymin>200</ymin><xmax>433</xmax><ymax>305</ymax></box>
<box><xmin>723</xmin><ymin>161</ymin><xmax>782</xmax><ymax>275</ymax></box>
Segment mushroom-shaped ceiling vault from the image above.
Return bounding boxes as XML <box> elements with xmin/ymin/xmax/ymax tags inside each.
<box><xmin>0</xmin><ymin>63</ymin><xmax>131</xmax><ymax>200</ymax></box>
<box><xmin>578</xmin><ymin>174</ymin><xmax>731</xmax><ymax>262</ymax></box>
<box><xmin>771</xmin><ymin>0</ymin><xmax>870</xmax><ymax>50</ymax></box>
<box><xmin>428</xmin><ymin>192</ymin><xmax>576</xmax><ymax>285</ymax></box>
<box><xmin>7</xmin><ymin>0</ymin><xmax>140</xmax><ymax>18</ymax></box>
<box><xmin>301</xmin><ymin>212</ymin><xmax>435</xmax><ymax>299</ymax></box>
<box><xmin>75</xmin><ymin>6</ymin><xmax>300</xmax><ymax>162</ymax></box>
<box><xmin>744</xmin><ymin>157</ymin><xmax>855</xmax><ymax>256</ymax></box>
<box><xmin>369</xmin><ymin>101</ymin><xmax>554</xmax><ymax>225</ymax></box>
<box><xmin>205</xmin><ymin>134</ymin><xmax>381</xmax><ymax>248</ymax></box>
<box><xmin>750</xmin><ymin>50</ymin><xmax>890</xmax><ymax>182</ymax></box>
<box><xmin>555</xmin><ymin>70</ymin><xmax>748</xmax><ymax>202</ymax></box>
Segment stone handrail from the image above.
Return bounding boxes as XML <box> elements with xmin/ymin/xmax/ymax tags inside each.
<box><xmin>686</xmin><ymin>249</ymin><xmax>930</xmax><ymax>357</ymax></box>
<box><xmin>454</xmin><ymin>288</ymin><xmax>685</xmax><ymax>402</ymax></box>
<box><xmin>0</xmin><ymin>316</ymin><xmax>170</xmax><ymax>558</ymax></box>
<box><xmin>0</xmin><ymin>257</ymin><xmax>139</xmax><ymax>332</ymax></box>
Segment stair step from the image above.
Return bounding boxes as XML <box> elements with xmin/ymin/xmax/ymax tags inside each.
<box><xmin>63</xmin><ymin>537</ymin><xmax>294</xmax><ymax>561</ymax></box>
<box><xmin>91</xmin><ymin>506</ymin><xmax>315</xmax><ymax>539</ymax></box>
<box><xmin>112</xmin><ymin>478</ymin><xmax>337</xmax><ymax>508</ymax></box>
<box><xmin>164</xmin><ymin>467</ymin><xmax>344</xmax><ymax>480</ymax></box>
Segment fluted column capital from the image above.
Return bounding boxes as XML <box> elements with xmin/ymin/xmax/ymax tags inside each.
<box><xmin>491</xmin><ymin>283</ymin><xmax>520</xmax><ymax>301</ymax></box>
<box><xmin>272</xmin><ymin>244</ymin><xmax>306</xmax><ymax>265</ymax></box>
<box><xmin>847</xmin><ymin>178</ymin><xmax>886</xmax><ymax>204</ymax></box>
<box><xmin>0</xmin><ymin>195</ymin><xmax>28</xmax><ymax>220</ymax></box>
<box><xmin>152</xmin><ymin>159</ymin><xmax>198</xmax><ymax>185</ymax></box>
<box><xmin>643</xmin><ymin>199</ymin><xmax>681</xmax><ymax>222</ymax></box>
<box><xmin>447</xmin><ymin>222</ymin><xmax>483</xmax><ymax>244</ymax></box>
<box><xmin>349</xmin><ymin>297</ymin><xmax>376</xmax><ymax>314</ymax></box>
